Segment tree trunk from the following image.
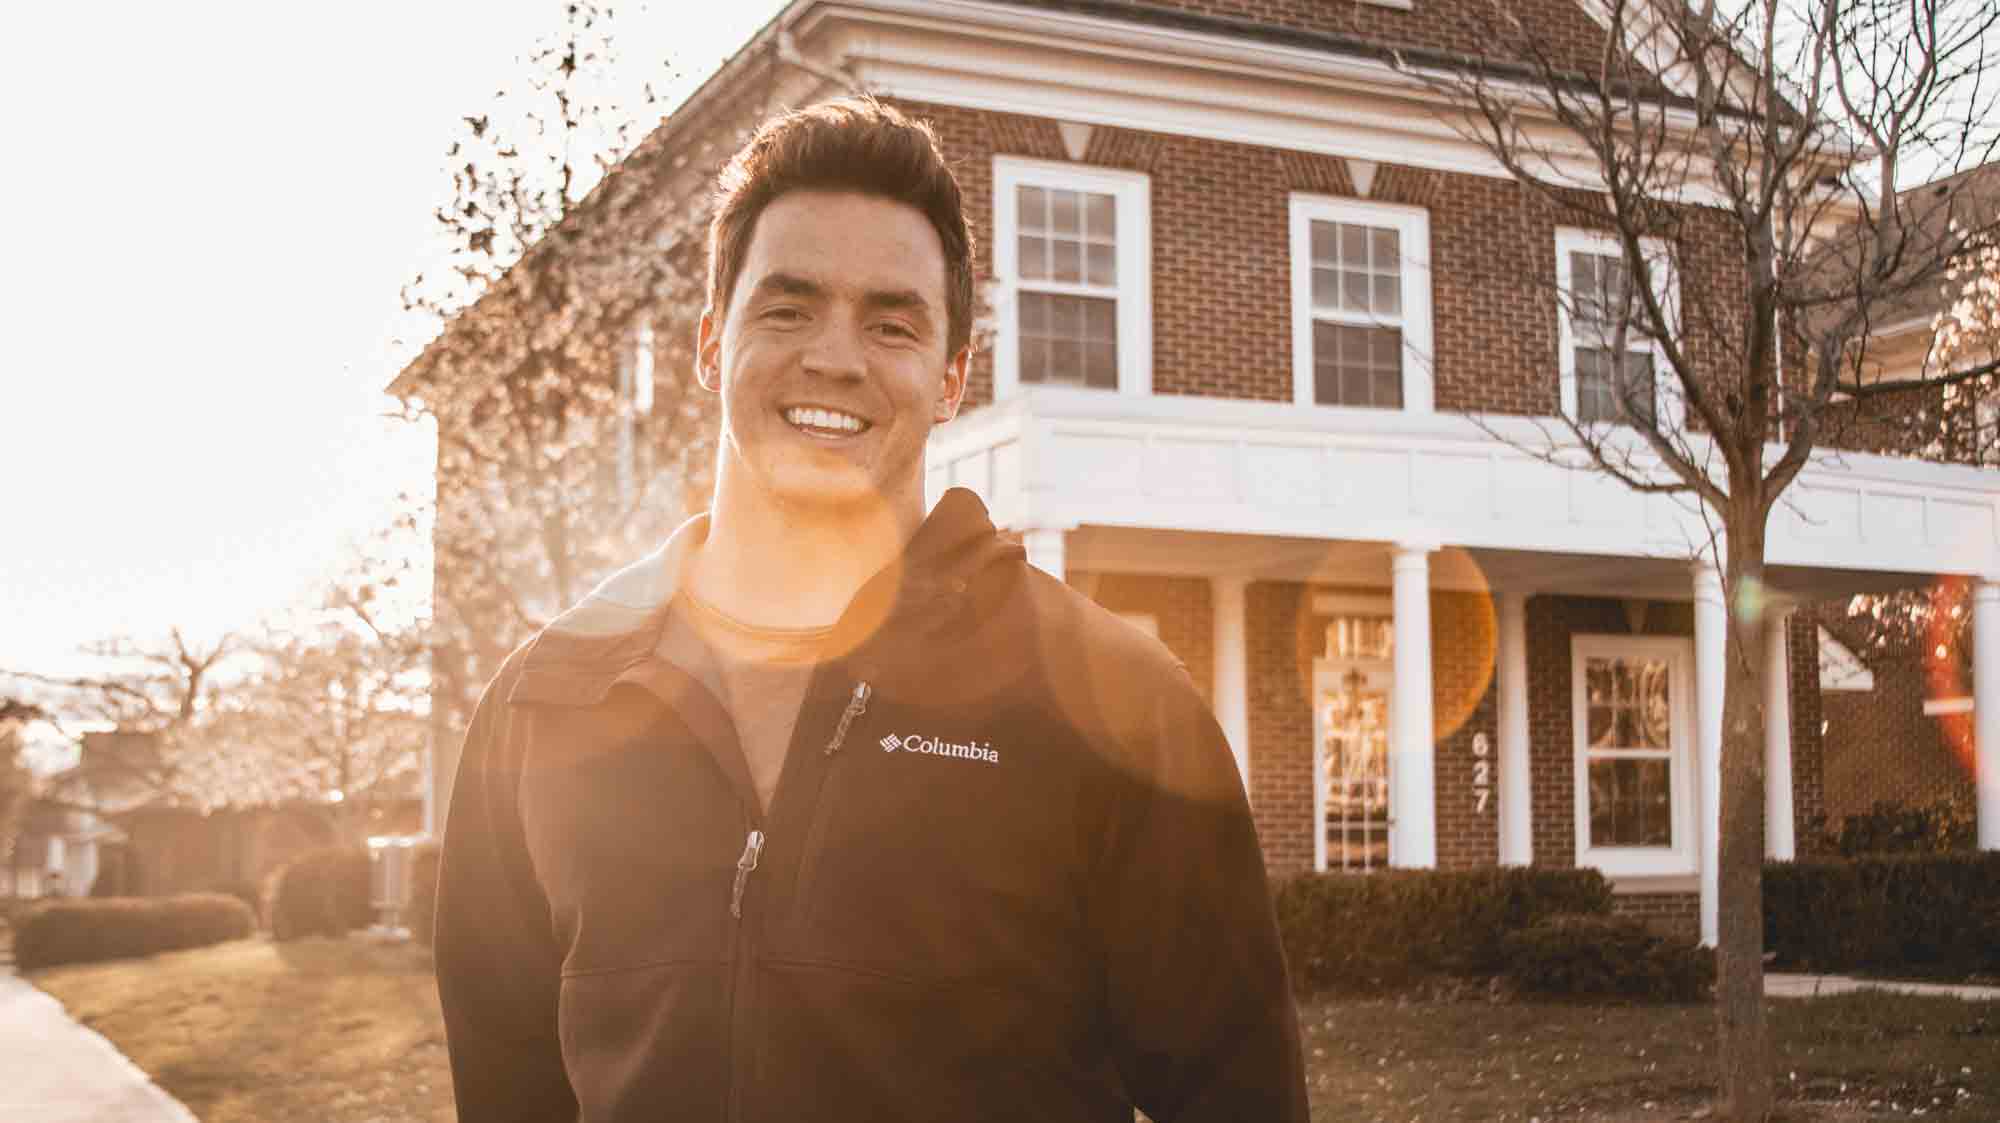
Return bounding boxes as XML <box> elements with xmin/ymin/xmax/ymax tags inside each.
<box><xmin>1717</xmin><ymin>502</ymin><xmax>1773</xmax><ymax>1122</ymax></box>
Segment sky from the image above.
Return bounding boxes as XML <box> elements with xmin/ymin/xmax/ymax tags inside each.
<box><xmin>0</xmin><ymin>1</ymin><xmax>788</xmax><ymax>680</ymax></box>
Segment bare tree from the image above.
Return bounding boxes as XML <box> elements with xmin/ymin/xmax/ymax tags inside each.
<box><xmin>1</xmin><ymin>629</ymin><xmax>247</xmax><ymax>810</ymax></box>
<box><xmin>0</xmin><ymin>699</ymin><xmax>42</xmax><ymax>880</ymax></box>
<box><xmin>1397</xmin><ymin>0</ymin><xmax>2000</xmax><ymax>1116</ymax></box>
<box><xmin>394</xmin><ymin>1</ymin><xmax>719</xmax><ymax>739</ymax></box>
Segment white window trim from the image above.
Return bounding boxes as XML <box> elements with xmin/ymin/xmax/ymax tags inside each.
<box><xmin>1555</xmin><ymin>228</ymin><xmax>1681</xmax><ymax>430</ymax></box>
<box><xmin>1288</xmin><ymin>194</ymin><xmax>1435</xmax><ymax>413</ymax></box>
<box><xmin>992</xmin><ymin>157</ymin><xmax>1152</xmax><ymax>398</ymax></box>
<box><xmin>1571</xmin><ymin>633</ymin><xmax>1698</xmax><ymax>880</ymax></box>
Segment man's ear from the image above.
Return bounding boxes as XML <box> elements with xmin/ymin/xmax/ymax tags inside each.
<box><xmin>934</xmin><ymin>346</ymin><xmax>970</xmax><ymax>424</ymax></box>
<box><xmin>695</xmin><ymin>309</ymin><xmax>722</xmax><ymax>393</ymax></box>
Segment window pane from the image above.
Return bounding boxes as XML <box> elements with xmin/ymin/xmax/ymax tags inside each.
<box><xmin>1341</xmin><ymin>269</ymin><xmax>1368</xmax><ymax>313</ymax></box>
<box><xmin>1084</xmin><ymin>192</ymin><xmax>1115</xmax><ymax>239</ymax></box>
<box><xmin>1083</xmin><ymin>297</ymin><xmax>1116</xmax><ymax>342</ymax></box>
<box><xmin>1019</xmin><ymin>291</ymin><xmax>1047</xmax><ymax>334</ymax></box>
<box><xmin>1018</xmin><ymin>235</ymin><xmax>1046</xmax><ymax>282</ymax></box>
<box><xmin>1314</xmin><ymin>323</ymin><xmax>1402</xmax><ymax>408</ymax></box>
<box><xmin>1341</xmin><ymin>224</ymin><xmax>1368</xmax><ymax>265</ymax></box>
<box><xmin>1086</xmin><ymin>243</ymin><xmax>1115</xmax><ymax>287</ymax></box>
<box><xmin>1373</xmin><ymin>274</ymin><xmax>1400</xmax><ymax>317</ymax></box>
<box><xmin>1050</xmin><ymin>340</ymin><xmax>1081</xmax><ymax>380</ymax></box>
<box><xmin>1589</xmin><ymin>758</ymin><xmax>1672</xmax><ymax>847</ymax></box>
<box><xmin>1311</xmin><ymin>222</ymin><xmax>1337</xmax><ymax>265</ymax></box>
<box><xmin>1051</xmin><ymin>189</ymin><xmax>1080</xmax><ymax>236</ymax></box>
<box><xmin>1051</xmin><ymin>294</ymin><xmax>1081</xmax><ymax>336</ymax></box>
<box><xmin>1018</xmin><ymin>186</ymin><xmax>1047</xmax><ymax>233</ymax></box>
<box><xmin>1085</xmin><ymin>342</ymin><xmax>1118</xmax><ymax>389</ymax></box>
<box><xmin>1312</xmin><ymin>267</ymin><xmax>1338</xmax><ymax>309</ymax></box>
<box><xmin>1020</xmin><ymin>337</ymin><xmax>1048</xmax><ymax>384</ymax></box>
<box><xmin>1051</xmin><ymin>239</ymin><xmax>1081</xmax><ymax>283</ymax></box>
<box><xmin>1371</xmin><ymin>227</ymin><xmax>1400</xmax><ymax>271</ymax></box>
<box><xmin>1638</xmin><ymin>658</ymin><xmax>1671</xmax><ymax>749</ymax></box>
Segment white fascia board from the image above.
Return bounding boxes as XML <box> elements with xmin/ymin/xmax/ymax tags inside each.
<box><xmin>802</xmin><ymin>0</ymin><xmax>1742</xmax><ymax>189</ymax></box>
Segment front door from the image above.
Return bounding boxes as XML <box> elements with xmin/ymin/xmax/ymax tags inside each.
<box><xmin>1314</xmin><ymin>659</ymin><xmax>1393</xmax><ymax>872</ymax></box>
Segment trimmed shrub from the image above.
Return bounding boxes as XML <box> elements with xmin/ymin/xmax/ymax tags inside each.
<box><xmin>268</xmin><ymin>846</ymin><xmax>373</xmax><ymax>941</ymax></box>
<box><xmin>1502</xmin><ymin>914</ymin><xmax>1715</xmax><ymax>1002</ymax></box>
<box><xmin>14</xmin><ymin>893</ymin><xmax>255</xmax><ymax>970</ymax></box>
<box><xmin>1765</xmin><ymin>851</ymin><xmax>2000</xmax><ymax>975</ymax></box>
<box><xmin>1274</xmin><ymin>866</ymin><xmax>1616</xmax><ymax>995</ymax></box>
<box><xmin>1805</xmin><ymin>800</ymin><xmax>1975</xmax><ymax>857</ymax></box>
<box><xmin>406</xmin><ymin>841</ymin><xmax>441</xmax><ymax>946</ymax></box>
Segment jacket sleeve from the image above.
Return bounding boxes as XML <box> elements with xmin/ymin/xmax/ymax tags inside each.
<box><xmin>433</xmin><ymin>666</ymin><xmax>579</xmax><ymax>1122</ymax></box>
<box><xmin>1087</xmin><ymin>665</ymin><xmax>1310</xmax><ymax>1122</ymax></box>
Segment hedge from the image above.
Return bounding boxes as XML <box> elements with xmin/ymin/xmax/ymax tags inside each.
<box><xmin>1274</xmin><ymin>866</ymin><xmax>1615</xmax><ymax>995</ymax></box>
<box><xmin>1765</xmin><ymin>851</ymin><xmax>2000</xmax><ymax>975</ymax></box>
<box><xmin>268</xmin><ymin>846</ymin><xmax>374</xmax><ymax>941</ymax></box>
<box><xmin>14</xmin><ymin>893</ymin><xmax>255</xmax><ymax>970</ymax></box>
<box><xmin>1502</xmin><ymin>914</ymin><xmax>1714</xmax><ymax>1002</ymax></box>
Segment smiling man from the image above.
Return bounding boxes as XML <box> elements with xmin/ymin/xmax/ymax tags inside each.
<box><xmin>433</xmin><ymin>98</ymin><xmax>1307</xmax><ymax>1123</ymax></box>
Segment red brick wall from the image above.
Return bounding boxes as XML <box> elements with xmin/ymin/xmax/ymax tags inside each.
<box><xmin>1815</xmin><ymin>645</ymin><xmax>1977</xmax><ymax>824</ymax></box>
<box><xmin>1078</xmin><ymin>573</ymin><xmax>1215</xmax><ymax>706</ymax></box>
<box><xmin>900</xmin><ymin>99</ymin><xmax>1752</xmax><ymax>420</ymax></box>
<box><xmin>1612</xmin><ymin>892</ymin><xmax>1700</xmax><ymax>941</ymax></box>
<box><xmin>1786</xmin><ymin>612</ymin><xmax>1827</xmax><ymax>840</ymax></box>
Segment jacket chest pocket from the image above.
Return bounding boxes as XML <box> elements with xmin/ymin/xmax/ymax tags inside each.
<box><xmin>522</xmin><ymin>741</ymin><xmax>741</xmax><ymax>973</ymax></box>
<box><xmin>781</xmin><ymin>726</ymin><xmax>1085</xmax><ymax>983</ymax></box>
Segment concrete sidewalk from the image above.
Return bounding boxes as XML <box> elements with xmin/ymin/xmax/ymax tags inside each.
<box><xmin>1767</xmin><ymin>972</ymin><xmax>2000</xmax><ymax>1001</ymax></box>
<box><xmin>0</xmin><ymin>970</ymin><xmax>199</xmax><ymax>1123</ymax></box>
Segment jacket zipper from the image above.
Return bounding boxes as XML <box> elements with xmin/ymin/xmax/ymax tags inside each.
<box><xmin>822</xmin><ymin>681</ymin><xmax>872</xmax><ymax>755</ymax></box>
<box><xmin>729</xmin><ymin>830</ymin><xmax>764</xmax><ymax>920</ymax></box>
<box><xmin>724</xmin><ymin>678</ymin><xmax>870</xmax><ymax>1121</ymax></box>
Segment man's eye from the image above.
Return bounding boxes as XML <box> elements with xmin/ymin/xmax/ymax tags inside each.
<box><xmin>875</xmin><ymin>321</ymin><xmax>917</xmax><ymax>340</ymax></box>
<box><xmin>763</xmin><ymin>306</ymin><xmax>806</xmax><ymax>323</ymax></box>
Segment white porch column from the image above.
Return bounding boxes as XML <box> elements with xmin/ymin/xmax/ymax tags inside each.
<box><xmin>1764</xmin><ymin>607</ymin><xmax>1797</xmax><ymax>861</ymax></box>
<box><xmin>1693</xmin><ymin>563</ymin><xmax>1726</xmax><ymax>947</ymax></box>
<box><xmin>1022</xmin><ymin>527</ymin><xmax>1067</xmax><ymax>579</ymax></box>
<box><xmin>1210</xmin><ymin>576</ymin><xmax>1252</xmax><ymax>793</ymax></box>
<box><xmin>1976</xmin><ymin>580</ymin><xmax>2000</xmax><ymax>850</ymax></box>
<box><xmin>1391</xmin><ymin>542</ymin><xmax>1438</xmax><ymax>869</ymax></box>
<box><xmin>1497</xmin><ymin>591</ymin><xmax>1533</xmax><ymax>866</ymax></box>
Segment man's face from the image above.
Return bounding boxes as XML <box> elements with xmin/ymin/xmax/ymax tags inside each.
<box><xmin>699</xmin><ymin>190</ymin><xmax>967</xmax><ymax>517</ymax></box>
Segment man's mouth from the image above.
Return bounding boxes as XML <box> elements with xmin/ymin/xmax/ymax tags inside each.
<box><xmin>782</xmin><ymin>406</ymin><xmax>873</xmax><ymax>437</ymax></box>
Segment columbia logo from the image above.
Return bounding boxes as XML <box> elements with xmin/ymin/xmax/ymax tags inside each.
<box><xmin>881</xmin><ymin>733</ymin><xmax>1000</xmax><ymax>765</ymax></box>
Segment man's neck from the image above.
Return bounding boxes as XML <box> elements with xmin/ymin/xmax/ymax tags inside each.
<box><xmin>688</xmin><ymin>469</ymin><xmax>924</xmax><ymax>632</ymax></box>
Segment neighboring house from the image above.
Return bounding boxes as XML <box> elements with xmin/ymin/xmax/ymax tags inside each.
<box><xmin>4</xmin><ymin>798</ymin><xmax>117</xmax><ymax>899</ymax></box>
<box><xmin>1804</xmin><ymin>162</ymin><xmax>2000</xmax><ymax>835</ymax></box>
<box><xmin>394</xmin><ymin>0</ymin><xmax>2000</xmax><ymax>943</ymax></box>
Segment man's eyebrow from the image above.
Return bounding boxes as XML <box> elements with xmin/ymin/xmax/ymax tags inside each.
<box><xmin>861</xmin><ymin>289</ymin><xmax>933</xmax><ymax>316</ymax></box>
<box><xmin>747</xmin><ymin>272</ymin><xmax>824</xmax><ymax>300</ymax></box>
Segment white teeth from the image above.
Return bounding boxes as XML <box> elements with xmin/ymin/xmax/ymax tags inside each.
<box><xmin>784</xmin><ymin>407</ymin><xmax>867</xmax><ymax>433</ymax></box>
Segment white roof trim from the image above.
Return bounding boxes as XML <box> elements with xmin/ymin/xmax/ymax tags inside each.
<box><xmin>1817</xmin><ymin>627</ymin><xmax>1875</xmax><ymax>692</ymax></box>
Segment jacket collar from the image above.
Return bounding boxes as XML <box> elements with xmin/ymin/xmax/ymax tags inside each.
<box><xmin>508</xmin><ymin>488</ymin><xmax>1016</xmax><ymax>708</ymax></box>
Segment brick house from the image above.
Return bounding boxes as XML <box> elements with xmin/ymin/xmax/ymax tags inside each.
<box><xmin>398</xmin><ymin>0</ymin><xmax>2000</xmax><ymax>944</ymax></box>
<box><xmin>1809</xmin><ymin>162</ymin><xmax>2000</xmax><ymax>834</ymax></box>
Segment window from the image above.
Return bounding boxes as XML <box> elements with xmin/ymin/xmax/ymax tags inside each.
<box><xmin>1290</xmin><ymin>195</ymin><xmax>1433</xmax><ymax>411</ymax></box>
<box><xmin>1571</xmin><ymin>635</ymin><xmax>1696</xmax><ymax>879</ymax></box>
<box><xmin>993</xmin><ymin>159</ymin><xmax>1150</xmax><ymax>396</ymax></box>
<box><xmin>1556</xmin><ymin>229</ymin><xmax>1677</xmax><ymax>427</ymax></box>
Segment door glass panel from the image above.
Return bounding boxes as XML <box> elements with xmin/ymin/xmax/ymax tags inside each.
<box><xmin>1318</xmin><ymin>664</ymin><xmax>1391</xmax><ymax>872</ymax></box>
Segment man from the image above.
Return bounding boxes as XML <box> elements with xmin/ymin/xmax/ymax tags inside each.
<box><xmin>434</xmin><ymin>97</ymin><xmax>1308</xmax><ymax>1122</ymax></box>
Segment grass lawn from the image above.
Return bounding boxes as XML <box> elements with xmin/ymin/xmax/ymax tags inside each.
<box><xmin>27</xmin><ymin>939</ymin><xmax>2000</xmax><ymax>1121</ymax></box>
<box><xmin>30</xmin><ymin>937</ymin><xmax>452</xmax><ymax>1123</ymax></box>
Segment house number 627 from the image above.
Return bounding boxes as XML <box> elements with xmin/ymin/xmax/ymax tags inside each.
<box><xmin>1472</xmin><ymin>732</ymin><xmax>1492</xmax><ymax>814</ymax></box>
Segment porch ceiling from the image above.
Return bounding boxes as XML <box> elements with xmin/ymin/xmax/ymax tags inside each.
<box><xmin>1064</xmin><ymin>525</ymin><xmax>1936</xmax><ymax>602</ymax></box>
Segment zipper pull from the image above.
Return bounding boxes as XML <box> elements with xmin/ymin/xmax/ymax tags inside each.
<box><xmin>822</xmin><ymin>681</ymin><xmax>873</xmax><ymax>756</ymax></box>
<box><xmin>730</xmin><ymin>829</ymin><xmax>765</xmax><ymax>920</ymax></box>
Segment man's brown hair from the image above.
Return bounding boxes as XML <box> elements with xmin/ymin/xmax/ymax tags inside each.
<box><xmin>706</xmin><ymin>97</ymin><xmax>975</xmax><ymax>359</ymax></box>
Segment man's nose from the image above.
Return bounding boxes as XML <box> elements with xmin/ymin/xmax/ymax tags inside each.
<box><xmin>801</xmin><ymin>316</ymin><xmax>867</xmax><ymax>381</ymax></box>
